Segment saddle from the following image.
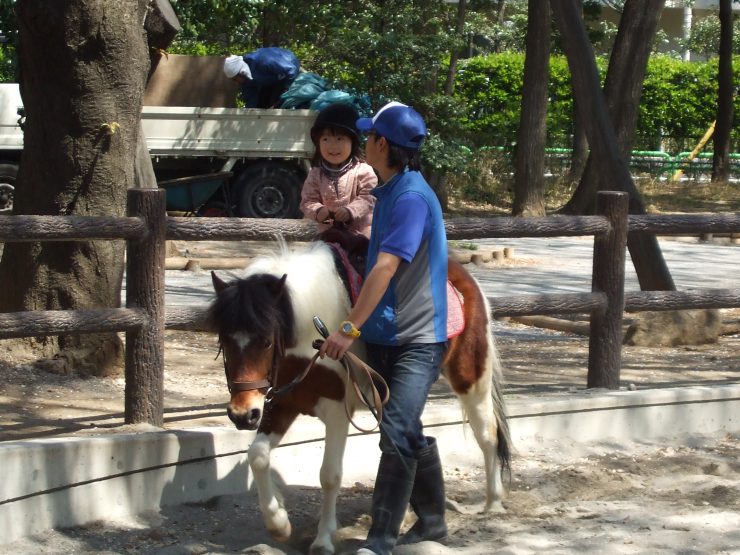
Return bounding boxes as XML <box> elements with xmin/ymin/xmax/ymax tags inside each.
<box><xmin>316</xmin><ymin>226</ymin><xmax>367</xmax><ymax>306</ymax></box>
<box><xmin>316</xmin><ymin>225</ymin><xmax>465</xmax><ymax>339</ymax></box>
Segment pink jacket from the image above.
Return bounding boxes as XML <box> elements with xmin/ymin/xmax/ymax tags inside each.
<box><xmin>300</xmin><ymin>161</ymin><xmax>377</xmax><ymax>238</ymax></box>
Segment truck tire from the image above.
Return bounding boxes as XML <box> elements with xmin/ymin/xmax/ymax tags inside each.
<box><xmin>0</xmin><ymin>163</ymin><xmax>18</xmax><ymax>214</ymax></box>
<box><xmin>234</xmin><ymin>162</ymin><xmax>303</xmax><ymax>218</ymax></box>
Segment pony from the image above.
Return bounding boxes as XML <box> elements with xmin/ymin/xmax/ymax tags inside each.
<box><xmin>208</xmin><ymin>238</ymin><xmax>511</xmax><ymax>555</ymax></box>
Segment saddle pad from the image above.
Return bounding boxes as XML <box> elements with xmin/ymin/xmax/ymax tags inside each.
<box><xmin>447</xmin><ymin>281</ymin><xmax>465</xmax><ymax>339</ymax></box>
<box><xmin>326</xmin><ymin>241</ymin><xmax>363</xmax><ymax>305</ymax></box>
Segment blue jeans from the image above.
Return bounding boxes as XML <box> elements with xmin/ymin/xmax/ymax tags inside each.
<box><xmin>366</xmin><ymin>342</ymin><xmax>447</xmax><ymax>458</ymax></box>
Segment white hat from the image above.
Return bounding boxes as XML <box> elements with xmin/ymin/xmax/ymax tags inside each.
<box><xmin>223</xmin><ymin>55</ymin><xmax>251</xmax><ymax>79</ymax></box>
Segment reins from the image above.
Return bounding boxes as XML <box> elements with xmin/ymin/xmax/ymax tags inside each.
<box><xmin>217</xmin><ymin>317</ymin><xmax>390</xmax><ymax>433</ymax></box>
<box><xmin>313</xmin><ymin>337</ymin><xmax>390</xmax><ymax>433</ymax></box>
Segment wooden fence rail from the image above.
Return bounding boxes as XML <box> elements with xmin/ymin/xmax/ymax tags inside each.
<box><xmin>1</xmin><ymin>189</ymin><xmax>738</xmax><ymax>425</ymax></box>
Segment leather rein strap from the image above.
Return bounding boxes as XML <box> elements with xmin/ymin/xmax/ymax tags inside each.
<box><xmin>261</xmin><ymin>338</ymin><xmax>389</xmax><ymax>432</ymax></box>
<box><xmin>218</xmin><ymin>333</ymin><xmax>389</xmax><ymax>433</ymax></box>
<box><xmin>316</xmin><ymin>338</ymin><xmax>389</xmax><ymax>433</ymax></box>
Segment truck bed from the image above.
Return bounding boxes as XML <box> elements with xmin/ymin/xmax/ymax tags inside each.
<box><xmin>1</xmin><ymin>83</ymin><xmax>316</xmax><ymax>161</ymax></box>
<box><xmin>141</xmin><ymin>106</ymin><xmax>315</xmax><ymax>159</ymax></box>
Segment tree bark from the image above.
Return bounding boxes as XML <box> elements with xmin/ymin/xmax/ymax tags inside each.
<box><xmin>565</xmin><ymin>1</ymin><xmax>588</xmax><ymax>185</ymax></box>
<box><xmin>512</xmin><ymin>0</ymin><xmax>550</xmax><ymax>216</ymax></box>
<box><xmin>560</xmin><ymin>0</ymin><xmax>665</xmax><ymax>215</ymax></box>
<box><xmin>567</xmin><ymin>114</ymin><xmax>588</xmax><ymax>184</ymax></box>
<box><xmin>139</xmin><ymin>1</ymin><xmax>180</xmax><ymax>190</ymax></box>
<box><xmin>711</xmin><ymin>0</ymin><xmax>733</xmax><ymax>183</ymax></box>
<box><xmin>444</xmin><ymin>0</ymin><xmax>466</xmax><ymax>96</ymax></box>
<box><xmin>0</xmin><ymin>0</ymin><xmax>151</xmax><ymax>375</ymax></box>
<box><xmin>144</xmin><ymin>0</ymin><xmax>181</xmax><ymax>80</ymax></box>
<box><xmin>551</xmin><ymin>0</ymin><xmax>675</xmax><ymax>291</ymax></box>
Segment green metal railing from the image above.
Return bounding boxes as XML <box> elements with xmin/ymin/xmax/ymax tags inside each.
<box><xmin>474</xmin><ymin>145</ymin><xmax>740</xmax><ymax>179</ymax></box>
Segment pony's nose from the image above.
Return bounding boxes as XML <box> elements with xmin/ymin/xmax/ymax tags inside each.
<box><xmin>227</xmin><ymin>406</ymin><xmax>262</xmax><ymax>430</ymax></box>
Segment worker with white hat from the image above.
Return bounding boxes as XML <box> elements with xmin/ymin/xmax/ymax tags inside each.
<box><xmin>223</xmin><ymin>48</ymin><xmax>300</xmax><ymax>108</ymax></box>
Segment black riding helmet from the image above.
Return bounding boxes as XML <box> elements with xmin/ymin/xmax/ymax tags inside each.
<box><xmin>310</xmin><ymin>103</ymin><xmax>360</xmax><ymax>146</ymax></box>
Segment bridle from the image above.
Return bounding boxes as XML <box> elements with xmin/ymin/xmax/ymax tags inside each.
<box><xmin>217</xmin><ymin>329</ymin><xmax>312</xmax><ymax>405</ymax></box>
<box><xmin>216</xmin><ymin>317</ymin><xmax>390</xmax><ymax>432</ymax></box>
<box><xmin>218</xmin><ymin>334</ymin><xmax>280</xmax><ymax>393</ymax></box>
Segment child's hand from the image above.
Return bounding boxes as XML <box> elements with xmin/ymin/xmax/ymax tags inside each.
<box><xmin>334</xmin><ymin>207</ymin><xmax>352</xmax><ymax>223</ymax></box>
<box><xmin>316</xmin><ymin>206</ymin><xmax>331</xmax><ymax>223</ymax></box>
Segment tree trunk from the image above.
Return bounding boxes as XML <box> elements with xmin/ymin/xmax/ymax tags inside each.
<box><xmin>0</xmin><ymin>0</ymin><xmax>151</xmax><ymax>375</ymax></box>
<box><xmin>144</xmin><ymin>0</ymin><xmax>181</xmax><ymax>80</ymax></box>
<box><xmin>565</xmin><ymin>1</ymin><xmax>587</xmax><ymax>185</ymax></box>
<box><xmin>551</xmin><ymin>0</ymin><xmax>675</xmax><ymax>292</ymax></box>
<box><xmin>560</xmin><ymin>0</ymin><xmax>665</xmax><ymax>215</ymax></box>
<box><xmin>428</xmin><ymin>171</ymin><xmax>448</xmax><ymax>212</ymax></box>
<box><xmin>138</xmin><ymin>0</ymin><xmax>180</xmax><ymax>190</ymax></box>
<box><xmin>567</xmin><ymin>113</ymin><xmax>589</xmax><ymax>184</ymax></box>
<box><xmin>512</xmin><ymin>0</ymin><xmax>550</xmax><ymax>216</ymax></box>
<box><xmin>444</xmin><ymin>0</ymin><xmax>466</xmax><ymax>96</ymax></box>
<box><xmin>711</xmin><ymin>0</ymin><xmax>733</xmax><ymax>183</ymax></box>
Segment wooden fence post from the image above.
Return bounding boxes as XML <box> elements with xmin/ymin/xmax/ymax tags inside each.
<box><xmin>588</xmin><ymin>191</ymin><xmax>628</xmax><ymax>388</ymax></box>
<box><xmin>125</xmin><ymin>188</ymin><xmax>167</xmax><ymax>425</ymax></box>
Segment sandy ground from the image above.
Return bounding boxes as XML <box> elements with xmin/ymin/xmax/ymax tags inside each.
<box><xmin>1</xmin><ymin>239</ymin><xmax>739</xmax><ymax>554</ymax></box>
<box><xmin>1</xmin><ymin>432</ymin><xmax>738</xmax><ymax>555</ymax></box>
<box><xmin>2</xmin><ymin>318</ymin><xmax>739</xmax><ymax>440</ymax></box>
<box><xmin>1</xmin><ymin>323</ymin><xmax>739</xmax><ymax>555</ymax></box>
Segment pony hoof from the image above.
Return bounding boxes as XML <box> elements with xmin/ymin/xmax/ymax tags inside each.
<box><xmin>308</xmin><ymin>545</ymin><xmax>334</xmax><ymax>555</ymax></box>
<box><xmin>482</xmin><ymin>500</ymin><xmax>506</xmax><ymax>514</ymax></box>
<box><xmin>268</xmin><ymin>522</ymin><xmax>292</xmax><ymax>543</ymax></box>
<box><xmin>266</xmin><ymin>512</ymin><xmax>292</xmax><ymax>542</ymax></box>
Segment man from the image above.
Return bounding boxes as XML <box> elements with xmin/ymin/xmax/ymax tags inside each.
<box><xmin>319</xmin><ymin>102</ymin><xmax>448</xmax><ymax>555</ymax></box>
<box><xmin>223</xmin><ymin>47</ymin><xmax>300</xmax><ymax>108</ymax></box>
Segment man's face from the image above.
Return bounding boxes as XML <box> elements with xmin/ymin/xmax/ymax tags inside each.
<box><xmin>363</xmin><ymin>131</ymin><xmax>381</xmax><ymax>169</ymax></box>
<box><xmin>231</xmin><ymin>74</ymin><xmax>248</xmax><ymax>84</ymax></box>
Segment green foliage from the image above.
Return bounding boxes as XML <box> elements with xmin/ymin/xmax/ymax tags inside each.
<box><xmin>448</xmin><ymin>52</ymin><xmax>739</xmax><ymax>152</ymax></box>
<box><xmin>454</xmin><ymin>52</ymin><xmax>524</xmax><ymax>141</ymax></box>
<box><xmin>0</xmin><ymin>0</ymin><xmax>16</xmax><ymax>44</ymax></box>
<box><xmin>639</xmin><ymin>55</ymin><xmax>740</xmax><ymax>149</ymax></box>
<box><xmin>3</xmin><ymin>0</ymin><xmax>738</xmax><ymax>169</ymax></box>
<box><xmin>444</xmin><ymin>146</ymin><xmax>513</xmax><ymax>206</ymax></box>
<box><xmin>0</xmin><ymin>0</ymin><xmax>17</xmax><ymax>82</ymax></box>
<box><xmin>680</xmin><ymin>11</ymin><xmax>740</xmax><ymax>60</ymax></box>
<box><xmin>168</xmin><ymin>0</ymin><xmax>262</xmax><ymax>52</ymax></box>
<box><xmin>0</xmin><ymin>44</ymin><xmax>15</xmax><ymax>82</ymax></box>
<box><xmin>453</xmin><ymin>53</ymin><xmax>608</xmax><ymax>147</ymax></box>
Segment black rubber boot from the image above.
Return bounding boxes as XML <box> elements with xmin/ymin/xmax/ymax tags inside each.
<box><xmin>396</xmin><ymin>437</ymin><xmax>448</xmax><ymax>545</ymax></box>
<box><xmin>361</xmin><ymin>452</ymin><xmax>417</xmax><ymax>555</ymax></box>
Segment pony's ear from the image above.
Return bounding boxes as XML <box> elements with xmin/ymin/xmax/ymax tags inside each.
<box><xmin>272</xmin><ymin>274</ymin><xmax>288</xmax><ymax>298</ymax></box>
<box><xmin>212</xmin><ymin>271</ymin><xmax>229</xmax><ymax>293</ymax></box>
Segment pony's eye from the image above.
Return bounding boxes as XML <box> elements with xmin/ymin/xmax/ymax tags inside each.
<box><xmin>263</xmin><ymin>339</ymin><xmax>273</xmax><ymax>350</ymax></box>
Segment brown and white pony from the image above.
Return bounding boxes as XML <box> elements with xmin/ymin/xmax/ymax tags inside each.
<box><xmin>208</xmin><ymin>240</ymin><xmax>511</xmax><ymax>555</ymax></box>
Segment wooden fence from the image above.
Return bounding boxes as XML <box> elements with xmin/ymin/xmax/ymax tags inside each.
<box><xmin>0</xmin><ymin>189</ymin><xmax>738</xmax><ymax>426</ymax></box>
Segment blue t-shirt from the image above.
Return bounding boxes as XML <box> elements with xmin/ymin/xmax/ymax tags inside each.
<box><xmin>362</xmin><ymin>170</ymin><xmax>448</xmax><ymax>345</ymax></box>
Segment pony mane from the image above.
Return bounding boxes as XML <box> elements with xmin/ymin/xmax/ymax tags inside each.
<box><xmin>238</xmin><ymin>241</ymin><xmax>352</xmax><ymax>350</ymax></box>
<box><xmin>209</xmin><ymin>273</ymin><xmax>296</xmax><ymax>347</ymax></box>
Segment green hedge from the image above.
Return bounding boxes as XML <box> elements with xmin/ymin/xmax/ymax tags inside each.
<box><xmin>0</xmin><ymin>46</ymin><xmax>16</xmax><ymax>83</ymax></box>
<box><xmin>453</xmin><ymin>53</ymin><xmax>740</xmax><ymax>151</ymax></box>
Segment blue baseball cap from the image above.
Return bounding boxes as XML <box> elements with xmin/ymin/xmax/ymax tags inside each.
<box><xmin>356</xmin><ymin>101</ymin><xmax>427</xmax><ymax>149</ymax></box>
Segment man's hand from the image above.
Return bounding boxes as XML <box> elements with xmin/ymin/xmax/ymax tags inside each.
<box><xmin>319</xmin><ymin>330</ymin><xmax>355</xmax><ymax>360</ymax></box>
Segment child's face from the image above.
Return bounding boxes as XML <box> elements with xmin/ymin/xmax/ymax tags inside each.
<box><xmin>318</xmin><ymin>129</ymin><xmax>353</xmax><ymax>167</ymax></box>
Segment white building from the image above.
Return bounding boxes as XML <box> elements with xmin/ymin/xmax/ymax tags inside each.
<box><xmin>599</xmin><ymin>0</ymin><xmax>739</xmax><ymax>60</ymax></box>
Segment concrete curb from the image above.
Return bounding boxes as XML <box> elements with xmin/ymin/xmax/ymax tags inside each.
<box><xmin>2</xmin><ymin>384</ymin><xmax>739</xmax><ymax>545</ymax></box>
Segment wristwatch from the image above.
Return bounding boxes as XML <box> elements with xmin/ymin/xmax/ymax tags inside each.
<box><xmin>339</xmin><ymin>320</ymin><xmax>361</xmax><ymax>338</ymax></box>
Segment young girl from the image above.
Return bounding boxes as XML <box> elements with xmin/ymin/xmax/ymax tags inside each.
<box><xmin>300</xmin><ymin>103</ymin><xmax>377</xmax><ymax>238</ymax></box>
